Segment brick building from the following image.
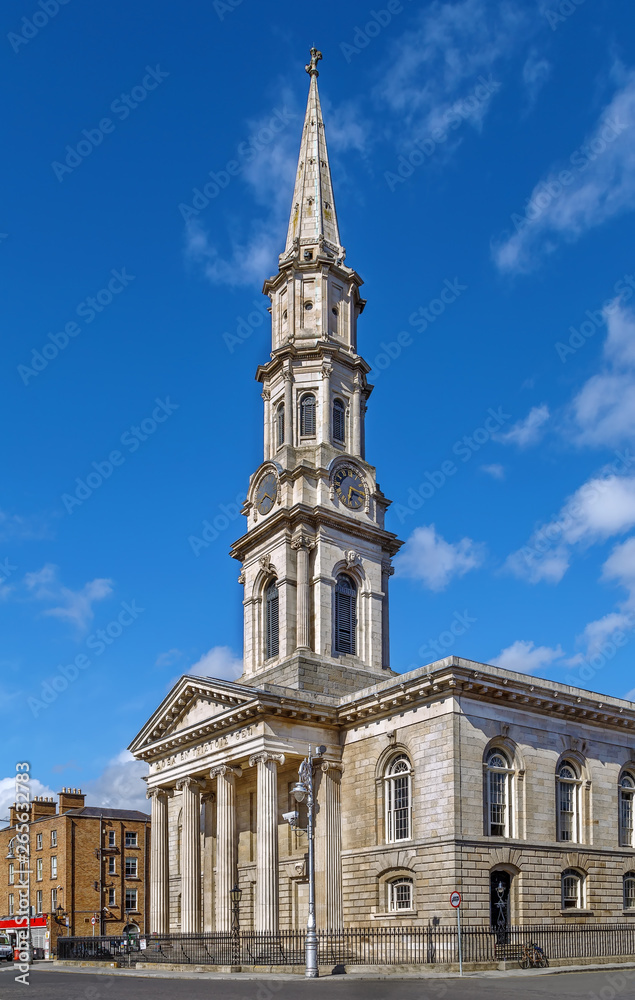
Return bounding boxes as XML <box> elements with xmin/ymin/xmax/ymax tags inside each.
<box><xmin>129</xmin><ymin>51</ymin><xmax>635</xmax><ymax>936</ymax></box>
<box><xmin>0</xmin><ymin>788</ymin><xmax>150</xmax><ymax>954</ymax></box>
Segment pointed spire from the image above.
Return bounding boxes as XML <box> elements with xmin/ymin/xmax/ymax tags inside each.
<box><xmin>282</xmin><ymin>49</ymin><xmax>344</xmax><ymax>262</ymax></box>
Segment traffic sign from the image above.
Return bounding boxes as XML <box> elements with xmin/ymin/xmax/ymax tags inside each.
<box><xmin>450</xmin><ymin>891</ymin><xmax>462</xmax><ymax>908</ymax></box>
<box><xmin>91</xmin><ymin>917</ymin><xmax>96</xmax><ymax>925</ymax></box>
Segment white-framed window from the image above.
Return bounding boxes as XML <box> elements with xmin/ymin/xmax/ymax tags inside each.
<box><xmin>50</xmin><ymin>829</ymin><xmax>57</xmax><ymax>847</ymax></box>
<box><xmin>624</xmin><ymin>872</ymin><xmax>635</xmax><ymax>910</ymax></box>
<box><xmin>620</xmin><ymin>773</ymin><xmax>635</xmax><ymax>847</ymax></box>
<box><xmin>8</xmin><ymin>894</ymin><xmax>14</xmax><ymax>916</ymax></box>
<box><xmin>388</xmin><ymin>877</ymin><xmax>414</xmax><ymax>912</ymax></box>
<box><xmin>299</xmin><ymin>393</ymin><xmax>316</xmax><ymax>438</ymax></box>
<box><xmin>125</xmin><ymin>857</ymin><xmax>137</xmax><ymax>878</ymax></box>
<box><xmin>108</xmin><ymin>857</ymin><xmax>116</xmax><ymax>875</ymax></box>
<box><xmin>486</xmin><ymin>749</ymin><xmax>514</xmax><ymax>838</ymax></box>
<box><xmin>561</xmin><ymin>868</ymin><xmax>585</xmax><ymax>909</ymax></box>
<box><xmin>36</xmin><ymin>858</ymin><xmax>43</xmax><ymax>881</ymax></box>
<box><xmin>36</xmin><ymin>833</ymin><xmax>42</xmax><ymax>850</ymax></box>
<box><xmin>108</xmin><ymin>831</ymin><xmax>116</xmax><ymax>848</ymax></box>
<box><xmin>8</xmin><ymin>863</ymin><xmax>14</xmax><ymax>885</ymax></box>
<box><xmin>108</xmin><ymin>888</ymin><xmax>116</xmax><ymax>907</ymax></box>
<box><xmin>125</xmin><ymin>831</ymin><xmax>138</xmax><ymax>848</ymax></box>
<box><xmin>36</xmin><ymin>890</ymin><xmax>43</xmax><ymax>914</ymax></box>
<box><xmin>385</xmin><ymin>754</ymin><xmax>413</xmax><ymax>843</ymax></box>
<box><xmin>50</xmin><ymin>856</ymin><xmax>57</xmax><ymax>879</ymax></box>
<box><xmin>51</xmin><ymin>888</ymin><xmax>57</xmax><ymax>911</ymax></box>
<box><xmin>125</xmin><ymin>888</ymin><xmax>138</xmax><ymax>912</ymax></box>
<box><xmin>557</xmin><ymin>762</ymin><xmax>582</xmax><ymax>842</ymax></box>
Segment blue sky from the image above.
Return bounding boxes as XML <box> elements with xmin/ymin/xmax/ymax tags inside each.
<box><xmin>2</xmin><ymin>0</ymin><xmax>635</xmax><ymax>814</ymax></box>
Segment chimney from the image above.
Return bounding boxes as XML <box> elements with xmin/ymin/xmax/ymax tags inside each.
<box><xmin>58</xmin><ymin>788</ymin><xmax>85</xmax><ymax>813</ymax></box>
<box><xmin>31</xmin><ymin>797</ymin><xmax>57</xmax><ymax>821</ymax></box>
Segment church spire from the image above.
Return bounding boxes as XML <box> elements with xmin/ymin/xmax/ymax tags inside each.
<box><xmin>282</xmin><ymin>48</ymin><xmax>344</xmax><ymax>263</ymax></box>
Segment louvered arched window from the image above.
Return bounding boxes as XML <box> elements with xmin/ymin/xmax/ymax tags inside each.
<box><xmin>620</xmin><ymin>773</ymin><xmax>635</xmax><ymax>847</ymax></box>
<box><xmin>333</xmin><ymin>398</ymin><xmax>345</xmax><ymax>444</ymax></box>
<box><xmin>276</xmin><ymin>402</ymin><xmax>285</xmax><ymax>448</ymax></box>
<box><xmin>265</xmin><ymin>579</ymin><xmax>279</xmax><ymax>660</ymax></box>
<box><xmin>334</xmin><ymin>574</ymin><xmax>356</xmax><ymax>654</ymax></box>
<box><xmin>300</xmin><ymin>393</ymin><xmax>316</xmax><ymax>437</ymax></box>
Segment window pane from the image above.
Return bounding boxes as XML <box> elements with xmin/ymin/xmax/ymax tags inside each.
<box><xmin>489</xmin><ymin>770</ymin><xmax>507</xmax><ymax>836</ymax></box>
<box><xmin>559</xmin><ymin>782</ymin><xmax>576</xmax><ymax>841</ymax></box>
<box><xmin>562</xmin><ymin>871</ymin><xmax>581</xmax><ymax>908</ymax></box>
<box><xmin>621</xmin><ymin>789</ymin><xmax>634</xmax><ymax>846</ymax></box>
<box><xmin>391</xmin><ymin>880</ymin><xmax>413</xmax><ymax>910</ymax></box>
<box><xmin>625</xmin><ymin>875</ymin><xmax>635</xmax><ymax>909</ymax></box>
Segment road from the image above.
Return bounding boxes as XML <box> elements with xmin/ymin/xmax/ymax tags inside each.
<box><xmin>0</xmin><ymin>966</ymin><xmax>633</xmax><ymax>999</ymax></box>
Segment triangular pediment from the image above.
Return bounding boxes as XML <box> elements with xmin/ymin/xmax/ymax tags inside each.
<box><xmin>127</xmin><ymin>674</ymin><xmax>258</xmax><ymax>753</ymax></box>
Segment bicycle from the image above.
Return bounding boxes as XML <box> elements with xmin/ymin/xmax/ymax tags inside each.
<box><xmin>519</xmin><ymin>942</ymin><xmax>549</xmax><ymax>969</ymax></box>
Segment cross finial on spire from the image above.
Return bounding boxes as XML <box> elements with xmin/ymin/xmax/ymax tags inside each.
<box><xmin>305</xmin><ymin>47</ymin><xmax>322</xmax><ymax>77</ymax></box>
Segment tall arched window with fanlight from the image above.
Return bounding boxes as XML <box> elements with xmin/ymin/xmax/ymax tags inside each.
<box><xmin>276</xmin><ymin>402</ymin><xmax>285</xmax><ymax>448</ymax></box>
<box><xmin>620</xmin><ymin>773</ymin><xmax>635</xmax><ymax>847</ymax></box>
<box><xmin>557</xmin><ymin>761</ymin><xmax>582</xmax><ymax>842</ymax></box>
<box><xmin>333</xmin><ymin>398</ymin><xmax>345</xmax><ymax>444</ymax></box>
<box><xmin>485</xmin><ymin>749</ymin><xmax>514</xmax><ymax>837</ymax></box>
<box><xmin>385</xmin><ymin>754</ymin><xmax>413</xmax><ymax>843</ymax></box>
<box><xmin>300</xmin><ymin>393</ymin><xmax>316</xmax><ymax>437</ymax></box>
<box><xmin>334</xmin><ymin>574</ymin><xmax>356</xmax><ymax>654</ymax></box>
<box><xmin>265</xmin><ymin>579</ymin><xmax>279</xmax><ymax>660</ymax></box>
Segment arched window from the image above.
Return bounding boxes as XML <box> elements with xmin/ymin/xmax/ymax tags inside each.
<box><xmin>624</xmin><ymin>872</ymin><xmax>635</xmax><ymax>910</ymax></box>
<box><xmin>620</xmin><ymin>773</ymin><xmax>635</xmax><ymax>847</ymax></box>
<box><xmin>385</xmin><ymin>754</ymin><xmax>412</xmax><ymax>843</ymax></box>
<box><xmin>334</xmin><ymin>574</ymin><xmax>356</xmax><ymax>654</ymax></box>
<box><xmin>486</xmin><ymin>749</ymin><xmax>514</xmax><ymax>838</ymax></box>
<box><xmin>265</xmin><ymin>579</ymin><xmax>279</xmax><ymax>660</ymax></box>
<box><xmin>332</xmin><ymin>398</ymin><xmax>345</xmax><ymax>444</ymax></box>
<box><xmin>276</xmin><ymin>402</ymin><xmax>285</xmax><ymax>447</ymax></box>
<box><xmin>557</xmin><ymin>762</ymin><xmax>581</xmax><ymax>842</ymax></box>
<box><xmin>388</xmin><ymin>877</ymin><xmax>414</xmax><ymax>912</ymax></box>
<box><xmin>561</xmin><ymin>868</ymin><xmax>584</xmax><ymax>909</ymax></box>
<box><xmin>300</xmin><ymin>393</ymin><xmax>316</xmax><ymax>437</ymax></box>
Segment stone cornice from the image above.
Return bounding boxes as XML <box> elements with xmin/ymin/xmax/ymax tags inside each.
<box><xmin>255</xmin><ymin>344</ymin><xmax>371</xmax><ymax>384</ymax></box>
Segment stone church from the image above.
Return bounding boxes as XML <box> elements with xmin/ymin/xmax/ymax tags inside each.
<box><xmin>129</xmin><ymin>50</ymin><xmax>635</xmax><ymax>935</ymax></box>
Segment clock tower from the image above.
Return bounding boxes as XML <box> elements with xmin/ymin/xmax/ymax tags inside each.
<box><xmin>231</xmin><ymin>49</ymin><xmax>402</xmax><ymax>694</ymax></box>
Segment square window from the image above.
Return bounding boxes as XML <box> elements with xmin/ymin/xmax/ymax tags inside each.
<box><xmin>388</xmin><ymin>878</ymin><xmax>413</xmax><ymax>912</ymax></box>
<box><xmin>125</xmin><ymin>857</ymin><xmax>137</xmax><ymax>878</ymax></box>
<box><xmin>124</xmin><ymin>831</ymin><xmax>137</xmax><ymax>848</ymax></box>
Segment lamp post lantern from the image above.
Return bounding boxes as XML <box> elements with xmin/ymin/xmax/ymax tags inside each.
<box><xmin>289</xmin><ymin>745</ymin><xmax>326</xmax><ymax>979</ymax></box>
<box><xmin>230</xmin><ymin>883</ymin><xmax>242</xmax><ymax>966</ymax></box>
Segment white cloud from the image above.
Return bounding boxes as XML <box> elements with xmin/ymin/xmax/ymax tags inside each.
<box><xmin>504</xmin><ymin>473</ymin><xmax>635</xmax><ymax>584</ymax></box>
<box><xmin>155</xmin><ymin>648</ymin><xmax>184</xmax><ymax>668</ymax></box>
<box><xmin>395</xmin><ymin>524</ymin><xmax>485</xmax><ymax>590</ymax></box>
<box><xmin>188</xmin><ymin>645</ymin><xmax>243</xmax><ymax>682</ymax></box>
<box><xmin>568</xmin><ymin>302</ymin><xmax>635</xmax><ymax>448</ymax></box>
<box><xmin>24</xmin><ymin>564</ymin><xmax>113</xmax><ymax>633</ymax></box>
<box><xmin>377</xmin><ymin>0</ymin><xmax>530</xmax><ymax>136</ymax></box>
<box><xmin>83</xmin><ymin>750</ymin><xmax>149</xmax><ymax>814</ymax></box>
<box><xmin>491</xmin><ymin>639</ymin><xmax>564</xmax><ymax>674</ymax></box>
<box><xmin>0</xmin><ymin>777</ymin><xmax>56</xmax><ymax>826</ymax></box>
<box><xmin>493</xmin><ymin>69</ymin><xmax>635</xmax><ymax>273</ymax></box>
<box><xmin>522</xmin><ymin>50</ymin><xmax>551</xmax><ymax>107</ymax></box>
<box><xmin>481</xmin><ymin>463</ymin><xmax>505</xmax><ymax>480</ymax></box>
<box><xmin>494</xmin><ymin>404</ymin><xmax>549</xmax><ymax>447</ymax></box>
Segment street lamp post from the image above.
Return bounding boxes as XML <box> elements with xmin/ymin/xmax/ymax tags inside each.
<box><xmin>230</xmin><ymin>883</ymin><xmax>242</xmax><ymax>966</ymax></box>
<box><xmin>289</xmin><ymin>745</ymin><xmax>326</xmax><ymax>980</ymax></box>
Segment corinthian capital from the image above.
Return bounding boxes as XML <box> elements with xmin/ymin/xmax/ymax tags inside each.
<box><xmin>248</xmin><ymin>752</ymin><xmax>285</xmax><ymax>768</ymax></box>
<box><xmin>291</xmin><ymin>533</ymin><xmax>315</xmax><ymax>552</ymax></box>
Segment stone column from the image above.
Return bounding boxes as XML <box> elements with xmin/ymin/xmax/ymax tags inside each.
<box><xmin>292</xmin><ymin>534</ymin><xmax>314</xmax><ymax>651</ymax></box>
<box><xmin>283</xmin><ymin>369</ymin><xmax>293</xmax><ymax>446</ymax></box>
<box><xmin>177</xmin><ymin>777</ymin><xmax>204</xmax><ymax>933</ymax></box>
<box><xmin>352</xmin><ymin>378</ymin><xmax>361</xmax><ymax>456</ymax></box>
<box><xmin>211</xmin><ymin>765</ymin><xmax>242</xmax><ymax>931</ymax></box>
<box><xmin>249</xmin><ymin>753</ymin><xmax>285</xmax><ymax>931</ymax></box>
<box><xmin>315</xmin><ymin>763</ymin><xmax>344</xmax><ymax>929</ymax></box>
<box><xmin>262</xmin><ymin>388</ymin><xmax>271</xmax><ymax>459</ymax></box>
<box><xmin>147</xmin><ymin>787</ymin><xmax>170</xmax><ymax>933</ymax></box>
<box><xmin>320</xmin><ymin>361</ymin><xmax>332</xmax><ymax>444</ymax></box>
<box><xmin>381</xmin><ymin>560</ymin><xmax>394</xmax><ymax>670</ymax></box>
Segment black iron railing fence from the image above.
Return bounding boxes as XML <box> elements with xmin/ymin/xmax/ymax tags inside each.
<box><xmin>57</xmin><ymin>924</ymin><xmax>635</xmax><ymax>966</ymax></box>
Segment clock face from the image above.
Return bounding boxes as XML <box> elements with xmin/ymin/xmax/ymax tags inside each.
<box><xmin>255</xmin><ymin>471</ymin><xmax>278</xmax><ymax>515</ymax></box>
<box><xmin>333</xmin><ymin>466</ymin><xmax>365</xmax><ymax>510</ymax></box>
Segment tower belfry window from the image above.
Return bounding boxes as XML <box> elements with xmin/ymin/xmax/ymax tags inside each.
<box><xmin>334</xmin><ymin>574</ymin><xmax>357</xmax><ymax>654</ymax></box>
<box><xmin>300</xmin><ymin>393</ymin><xmax>316</xmax><ymax>437</ymax></box>
<box><xmin>265</xmin><ymin>580</ymin><xmax>279</xmax><ymax>660</ymax></box>
<box><xmin>333</xmin><ymin>399</ymin><xmax>345</xmax><ymax>444</ymax></box>
<box><xmin>276</xmin><ymin>403</ymin><xmax>285</xmax><ymax>448</ymax></box>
